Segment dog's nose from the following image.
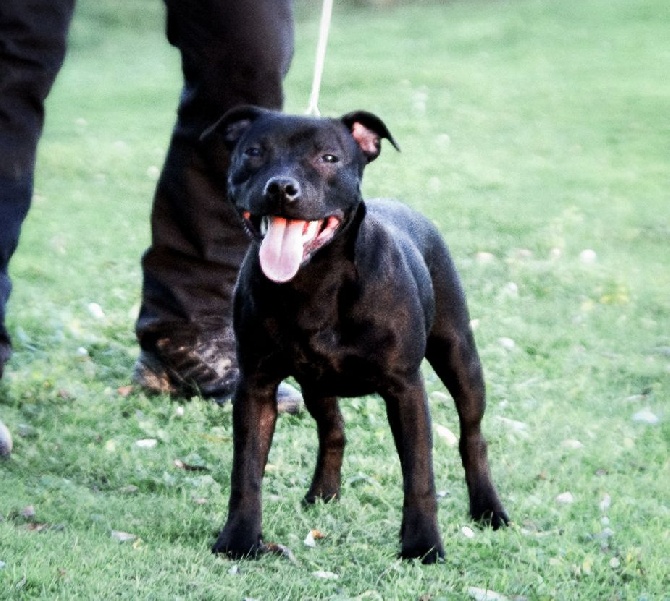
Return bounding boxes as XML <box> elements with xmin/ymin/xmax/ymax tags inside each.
<box><xmin>263</xmin><ymin>176</ymin><xmax>301</xmax><ymax>204</ymax></box>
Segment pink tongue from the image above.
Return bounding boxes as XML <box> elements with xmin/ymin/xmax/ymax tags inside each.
<box><xmin>259</xmin><ymin>217</ymin><xmax>306</xmax><ymax>283</ymax></box>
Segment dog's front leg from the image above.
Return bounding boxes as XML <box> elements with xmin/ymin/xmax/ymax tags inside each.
<box><xmin>303</xmin><ymin>392</ymin><xmax>345</xmax><ymax>504</ymax></box>
<box><xmin>383</xmin><ymin>375</ymin><xmax>444</xmax><ymax>564</ymax></box>
<box><xmin>212</xmin><ymin>379</ymin><xmax>278</xmax><ymax>558</ymax></box>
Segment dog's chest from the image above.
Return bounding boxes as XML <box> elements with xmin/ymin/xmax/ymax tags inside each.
<box><xmin>269</xmin><ymin>289</ymin><xmax>408</xmax><ymax>396</ymax></box>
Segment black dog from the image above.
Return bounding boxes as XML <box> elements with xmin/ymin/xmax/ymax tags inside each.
<box><xmin>202</xmin><ymin>106</ymin><xmax>509</xmax><ymax>563</ymax></box>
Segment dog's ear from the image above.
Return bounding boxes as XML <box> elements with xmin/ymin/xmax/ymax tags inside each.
<box><xmin>340</xmin><ymin>111</ymin><xmax>400</xmax><ymax>163</ymax></box>
<box><xmin>200</xmin><ymin>105</ymin><xmax>270</xmax><ymax>150</ymax></box>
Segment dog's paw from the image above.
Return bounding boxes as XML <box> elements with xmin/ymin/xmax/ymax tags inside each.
<box><xmin>471</xmin><ymin>502</ymin><xmax>510</xmax><ymax>530</ymax></box>
<box><xmin>480</xmin><ymin>508</ymin><xmax>510</xmax><ymax>530</ymax></box>
<box><xmin>399</xmin><ymin>515</ymin><xmax>444</xmax><ymax>564</ymax></box>
<box><xmin>303</xmin><ymin>487</ymin><xmax>340</xmax><ymax>505</ymax></box>
<box><xmin>399</xmin><ymin>539</ymin><xmax>445</xmax><ymax>565</ymax></box>
<box><xmin>469</xmin><ymin>484</ymin><xmax>510</xmax><ymax>530</ymax></box>
<box><xmin>212</xmin><ymin>520</ymin><xmax>263</xmax><ymax>559</ymax></box>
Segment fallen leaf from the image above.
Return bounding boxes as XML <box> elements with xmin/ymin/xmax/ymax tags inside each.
<box><xmin>118</xmin><ymin>485</ymin><xmax>138</xmax><ymax>495</ymax></box>
<box><xmin>262</xmin><ymin>542</ymin><xmax>297</xmax><ymax>563</ymax></box>
<box><xmin>174</xmin><ymin>459</ymin><xmax>209</xmax><ymax>472</ymax></box>
<box><xmin>313</xmin><ymin>570</ymin><xmax>339</xmax><ymax>580</ymax></box>
<box><xmin>468</xmin><ymin>587</ymin><xmax>511</xmax><ymax>601</ymax></box>
<box><xmin>304</xmin><ymin>530</ymin><xmax>317</xmax><ymax>547</ymax></box>
<box><xmin>111</xmin><ymin>530</ymin><xmax>137</xmax><ymax>543</ymax></box>
<box><xmin>117</xmin><ymin>385</ymin><xmax>134</xmax><ymax>397</ymax></box>
<box><xmin>497</xmin><ymin>417</ymin><xmax>528</xmax><ymax>434</ymax></box>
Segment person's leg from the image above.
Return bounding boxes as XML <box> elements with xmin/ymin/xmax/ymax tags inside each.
<box><xmin>0</xmin><ymin>0</ymin><xmax>76</xmax><ymax>378</ymax></box>
<box><xmin>133</xmin><ymin>0</ymin><xmax>299</xmax><ymax>406</ymax></box>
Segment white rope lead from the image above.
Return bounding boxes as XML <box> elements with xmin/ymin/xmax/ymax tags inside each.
<box><xmin>306</xmin><ymin>0</ymin><xmax>333</xmax><ymax>116</ymax></box>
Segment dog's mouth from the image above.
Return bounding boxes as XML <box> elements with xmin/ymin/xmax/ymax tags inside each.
<box><xmin>242</xmin><ymin>211</ymin><xmax>342</xmax><ymax>283</ymax></box>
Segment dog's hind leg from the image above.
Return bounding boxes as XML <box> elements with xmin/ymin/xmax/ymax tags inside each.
<box><xmin>426</xmin><ymin>316</ymin><xmax>509</xmax><ymax>529</ymax></box>
<box><xmin>382</xmin><ymin>373</ymin><xmax>445</xmax><ymax>564</ymax></box>
<box><xmin>303</xmin><ymin>392</ymin><xmax>345</xmax><ymax>504</ymax></box>
<box><xmin>423</xmin><ymin>244</ymin><xmax>509</xmax><ymax>527</ymax></box>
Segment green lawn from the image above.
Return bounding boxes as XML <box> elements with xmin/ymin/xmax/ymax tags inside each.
<box><xmin>1</xmin><ymin>0</ymin><xmax>668</xmax><ymax>599</ymax></box>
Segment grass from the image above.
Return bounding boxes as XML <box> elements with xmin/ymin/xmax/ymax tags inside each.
<box><xmin>1</xmin><ymin>0</ymin><xmax>669</xmax><ymax>598</ymax></box>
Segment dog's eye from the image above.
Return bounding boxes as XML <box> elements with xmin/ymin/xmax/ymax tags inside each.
<box><xmin>321</xmin><ymin>154</ymin><xmax>339</xmax><ymax>164</ymax></box>
<box><xmin>244</xmin><ymin>147</ymin><xmax>262</xmax><ymax>158</ymax></box>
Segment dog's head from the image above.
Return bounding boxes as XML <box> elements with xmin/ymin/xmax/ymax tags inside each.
<box><xmin>201</xmin><ymin>106</ymin><xmax>398</xmax><ymax>283</ymax></box>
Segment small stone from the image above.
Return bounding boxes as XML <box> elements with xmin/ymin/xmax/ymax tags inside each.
<box><xmin>556</xmin><ymin>492</ymin><xmax>574</xmax><ymax>505</ymax></box>
<box><xmin>600</xmin><ymin>527</ymin><xmax>615</xmax><ymax>540</ymax></box>
<box><xmin>146</xmin><ymin>166</ymin><xmax>160</xmax><ymax>180</ymax></box>
<box><xmin>461</xmin><ymin>526</ymin><xmax>475</xmax><ymax>539</ymax></box>
<box><xmin>17</xmin><ymin>424</ymin><xmax>37</xmax><ymax>439</ymax></box>
<box><xmin>87</xmin><ymin>302</ymin><xmax>105</xmax><ymax>319</ymax></box>
<box><xmin>515</xmin><ymin>249</ymin><xmax>533</xmax><ymax>259</ymax></box>
<box><xmin>0</xmin><ymin>421</ymin><xmax>13</xmax><ymax>458</ymax></box>
<box><xmin>599</xmin><ymin>494</ymin><xmax>611</xmax><ymax>512</ymax></box>
<box><xmin>475</xmin><ymin>252</ymin><xmax>496</xmax><ymax>264</ymax></box>
<box><xmin>579</xmin><ymin>249</ymin><xmax>597</xmax><ymax>263</ymax></box>
<box><xmin>632</xmin><ymin>408</ymin><xmax>659</xmax><ymax>425</ymax></box>
<box><xmin>498</xmin><ymin>337</ymin><xmax>516</xmax><ymax>350</ymax></box>
<box><xmin>435</xmin><ymin>424</ymin><xmax>458</xmax><ymax>446</ymax></box>
<box><xmin>500</xmin><ymin>282</ymin><xmax>519</xmax><ymax>298</ymax></box>
<box><xmin>135</xmin><ymin>438</ymin><xmax>158</xmax><ymax>449</ymax></box>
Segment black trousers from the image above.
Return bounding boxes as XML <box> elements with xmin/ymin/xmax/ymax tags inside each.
<box><xmin>136</xmin><ymin>0</ymin><xmax>294</xmax><ymax>349</ymax></box>
<box><xmin>0</xmin><ymin>0</ymin><xmax>294</xmax><ymax>350</ymax></box>
<box><xmin>0</xmin><ymin>0</ymin><xmax>76</xmax><ymax>346</ymax></box>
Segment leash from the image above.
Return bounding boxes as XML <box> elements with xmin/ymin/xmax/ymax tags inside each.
<box><xmin>306</xmin><ymin>0</ymin><xmax>334</xmax><ymax>116</ymax></box>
